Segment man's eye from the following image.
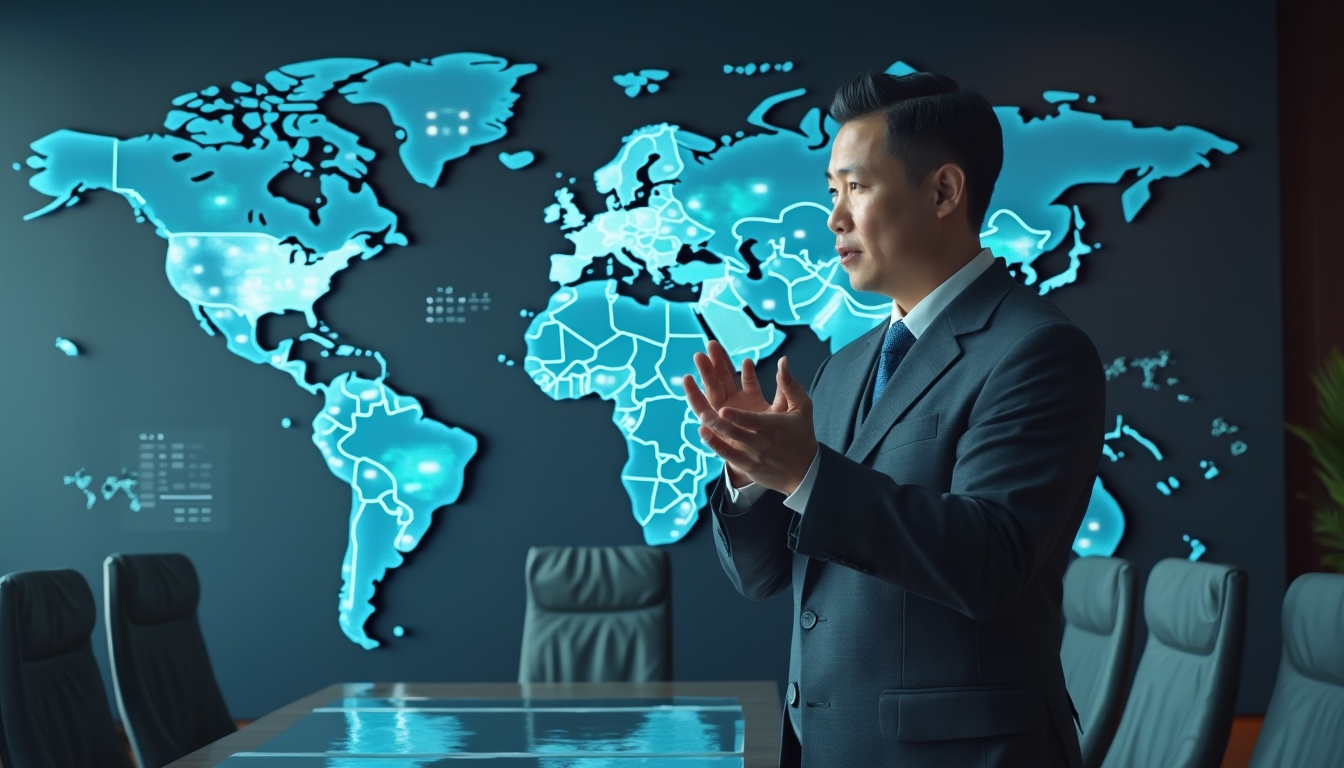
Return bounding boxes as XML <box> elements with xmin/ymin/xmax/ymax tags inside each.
<box><xmin>850</xmin><ymin>182</ymin><xmax>862</xmax><ymax>191</ymax></box>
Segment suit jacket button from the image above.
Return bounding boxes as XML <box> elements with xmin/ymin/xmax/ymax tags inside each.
<box><xmin>800</xmin><ymin>610</ymin><xmax>817</xmax><ymax>629</ymax></box>
<box><xmin>787</xmin><ymin>682</ymin><xmax>798</xmax><ymax>707</ymax></box>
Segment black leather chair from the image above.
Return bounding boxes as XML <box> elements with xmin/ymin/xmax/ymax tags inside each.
<box><xmin>1100</xmin><ymin>558</ymin><xmax>1247</xmax><ymax>768</ymax></box>
<box><xmin>104</xmin><ymin>553</ymin><xmax>235</xmax><ymax>768</ymax></box>
<box><xmin>0</xmin><ymin>568</ymin><xmax>133</xmax><ymax>768</ymax></box>
<box><xmin>519</xmin><ymin>546</ymin><xmax>672</xmax><ymax>683</ymax></box>
<box><xmin>1061</xmin><ymin>556</ymin><xmax>1138</xmax><ymax>768</ymax></box>
<box><xmin>1247</xmin><ymin>572</ymin><xmax>1344</xmax><ymax>767</ymax></box>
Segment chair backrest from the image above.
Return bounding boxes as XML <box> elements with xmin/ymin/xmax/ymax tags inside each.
<box><xmin>0</xmin><ymin>569</ymin><xmax>133</xmax><ymax>768</ymax></box>
<box><xmin>1247</xmin><ymin>572</ymin><xmax>1344</xmax><ymax>768</ymax></box>
<box><xmin>104</xmin><ymin>553</ymin><xmax>235</xmax><ymax>768</ymax></box>
<box><xmin>1061</xmin><ymin>556</ymin><xmax>1138</xmax><ymax>768</ymax></box>
<box><xmin>1100</xmin><ymin>558</ymin><xmax>1247</xmax><ymax>768</ymax></box>
<box><xmin>519</xmin><ymin>546</ymin><xmax>671</xmax><ymax>683</ymax></box>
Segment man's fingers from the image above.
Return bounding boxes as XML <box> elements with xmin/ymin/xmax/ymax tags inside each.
<box><xmin>682</xmin><ymin>375</ymin><xmax>714</xmax><ymax>418</ymax></box>
<box><xmin>698</xmin><ymin>426</ymin><xmax>754</xmax><ymax>469</ymax></box>
<box><xmin>770</xmin><ymin>374</ymin><xmax>788</xmax><ymax>412</ymax></box>
<box><xmin>693</xmin><ymin>352</ymin><xmax>726</xmax><ymax>404</ymax></box>
<box><xmin>777</xmin><ymin>357</ymin><xmax>810</xmax><ymax>410</ymax></box>
<box><xmin>701</xmin><ymin>407</ymin><xmax>758</xmax><ymax>443</ymax></box>
<box><xmin>708</xmin><ymin>339</ymin><xmax>734</xmax><ymax>371</ymax></box>
<box><xmin>704</xmin><ymin>344</ymin><xmax>747</xmax><ymax>400</ymax></box>
<box><xmin>720</xmin><ymin>407</ymin><xmax>781</xmax><ymax>430</ymax></box>
<box><xmin>777</xmin><ymin>356</ymin><xmax>802</xmax><ymax>394</ymax></box>
<box><xmin>741</xmin><ymin>357</ymin><xmax>762</xmax><ymax>397</ymax></box>
<box><xmin>707</xmin><ymin>340</ymin><xmax>739</xmax><ymax>391</ymax></box>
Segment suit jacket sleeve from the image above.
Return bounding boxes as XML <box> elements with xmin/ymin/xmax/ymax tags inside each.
<box><xmin>794</xmin><ymin>321</ymin><xmax>1105</xmax><ymax>621</ymax></box>
<box><xmin>711</xmin><ymin>355</ymin><xmax>834</xmax><ymax>600</ymax></box>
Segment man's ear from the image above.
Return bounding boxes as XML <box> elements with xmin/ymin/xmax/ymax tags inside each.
<box><xmin>931</xmin><ymin>163</ymin><xmax>968</xmax><ymax>221</ymax></box>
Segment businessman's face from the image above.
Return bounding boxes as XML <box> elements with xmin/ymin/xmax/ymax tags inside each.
<box><xmin>826</xmin><ymin>115</ymin><xmax>940</xmax><ymax>298</ymax></box>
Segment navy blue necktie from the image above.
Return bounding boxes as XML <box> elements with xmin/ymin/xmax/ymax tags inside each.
<box><xmin>873</xmin><ymin>320</ymin><xmax>916</xmax><ymax>405</ymax></box>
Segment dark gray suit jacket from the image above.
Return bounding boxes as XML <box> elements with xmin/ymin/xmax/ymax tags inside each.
<box><xmin>712</xmin><ymin>261</ymin><xmax>1104</xmax><ymax>767</ymax></box>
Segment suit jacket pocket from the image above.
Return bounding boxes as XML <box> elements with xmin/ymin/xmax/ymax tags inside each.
<box><xmin>878</xmin><ymin>685</ymin><xmax>1045</xmax><ymax>741</ymax></box>
<box><xmin>876</xmin><ymin>413</ymin><xmax>939</xmax><ymax>454</ymax></box>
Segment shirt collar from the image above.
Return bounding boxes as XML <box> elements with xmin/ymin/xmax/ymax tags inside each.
<box><xmin>892</xmin><ymin>248</ymin><xmax>996</xmax><ymax>338</ymax></box>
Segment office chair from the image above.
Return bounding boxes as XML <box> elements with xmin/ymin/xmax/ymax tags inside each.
<box><xmin>0</xmin><ymin>568</ymin><xmax>132</xmax><ymax>768</ymax></box>
<box><xmin>1247</xmin><ymin>572</ymin><xmax>1344</xmax><ymax>767</ymax></box>
<box><xmin>104</xmin><ymin>553</ymin><xmax>235</xmax><ymax>768</ymax></box>
<box><xmin>1061</xmin><ymin>556</ymin><xmax>1138</xmax><ymax>768</ymax></box>
<box><xmin>519</xmin><ymin>545</ymin><xmax>672</xmax><ymax>683</ymax></box>
<box><xmin>1100</xmin><ymin>558</ymin><xmax>1247</xmax><ymax>768</ymax></box>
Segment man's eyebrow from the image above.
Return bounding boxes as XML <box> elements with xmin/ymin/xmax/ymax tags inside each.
<box><xmin>825</xmin><ymin>165</ymin><xmax>860</xmax><ymax>180</ymax></box>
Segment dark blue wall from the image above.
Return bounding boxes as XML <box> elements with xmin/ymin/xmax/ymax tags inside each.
<box><xmin>0</xmin><ymin>0</ymin><xmax>1282</xmax><ymax>717</ymax></box>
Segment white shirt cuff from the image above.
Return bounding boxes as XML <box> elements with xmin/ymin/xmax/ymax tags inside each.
<box><xmin>723</xmin><ymin>467</ymin><xmax>768</xmax><ymax>510</ymax></box>
<box><xmin>782</xmin><ymin>449</ymin><xmax>821</xmax><ymax>514</ymax></box>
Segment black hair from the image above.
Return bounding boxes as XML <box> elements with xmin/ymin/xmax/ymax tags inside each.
<box><xmin>829</xmin><ymin>71</ymin><xmax>1003</xmax><ymax>231</ymax></box>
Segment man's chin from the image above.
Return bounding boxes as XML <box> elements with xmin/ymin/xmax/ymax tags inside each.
<box><xmin>844</xmin><ymin>266</ymin><xmax>874</xmax><ymax>293</ymax></box>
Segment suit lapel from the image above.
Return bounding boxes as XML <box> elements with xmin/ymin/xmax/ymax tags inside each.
<box><xmin>845</xmin><ymin>318</ymin><xmax>960</xmax><ymax>463</ymax></box>
<box><xmin>822</xmin><ymin>323</ymin><xmax>885</xmax><ymax>453</ymax></box>
<box><xmin>842</xmin><ymin>260</ymin><xmax>1016</xmax><ymax>464</ymax></box>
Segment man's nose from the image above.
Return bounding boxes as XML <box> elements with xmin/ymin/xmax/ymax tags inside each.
<box><xmin>828</xmin><ymin>204</ymin><xmax>848</xmax><ymax>234</ymax></box>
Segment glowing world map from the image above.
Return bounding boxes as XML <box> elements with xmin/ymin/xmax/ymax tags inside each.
<box><xmin>24</xmin><ymin>55</ymin><xmax>1237</xmax><ymax>648</ymax></box>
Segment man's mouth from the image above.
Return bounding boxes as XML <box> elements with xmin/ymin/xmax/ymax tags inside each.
<box><xmin>837</xmin><ymin>247</ymin><xmax>861</xmax><ymax>266</ymax></box>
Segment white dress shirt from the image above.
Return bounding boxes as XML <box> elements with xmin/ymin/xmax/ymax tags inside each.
<box><xmin>724</xmin><ymin>248</ymin><xmax>997</xmax><ymax>512</ymax></box>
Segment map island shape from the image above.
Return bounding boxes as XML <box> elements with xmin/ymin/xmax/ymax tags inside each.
<box><xmin>525</xmin><ymin>63</ymin><xmax>1236</xmax><ymax>548</ymax></box>
<box><xmin>24</xmin><ymin>52</ymin><xmax>536</xmax><ymax>649</ymax></box>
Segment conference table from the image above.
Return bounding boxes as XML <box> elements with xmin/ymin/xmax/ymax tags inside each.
<box><xmin>167</xmin><ymin>681</ymin><xmax>781</xmax><ymax>767</ymax></box>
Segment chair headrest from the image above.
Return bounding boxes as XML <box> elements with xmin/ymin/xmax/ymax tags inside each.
<box><xmin>0</xmin><ymin>569</ymin><xmax>95</xmax><ymax>661</ymax></box>
<box><xmin>108</xmin><ymin>553</ymin><xmax>200</xmax><ymax>625</ymax></box>
<box><xmin>1063</xmin><ymin>556</ymin><xmax>1133</xmax><ymax>635</ymax></box>
<box><xmin>526</xmin><ymin>546</ymin><xmax>668</xmax><ymax>612</ymax></box>
<box><xmin>1282</xmin><ymin>572</ymin><xmax>1344</xmax><ymax>686</ymax></box>
<box><xmin>1145</xmin><ymin>558</ymin><xmax>1243</xmax><ymax>656</ymax></box>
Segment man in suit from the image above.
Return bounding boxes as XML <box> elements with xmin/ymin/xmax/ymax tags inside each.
<box><xmin>683</xmin><ymin>71</ymin><xmax>1105</xmax><ymax>766</ymax></box>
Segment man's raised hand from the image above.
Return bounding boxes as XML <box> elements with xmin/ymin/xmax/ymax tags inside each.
<box><xmin>683</xmin><ymin>344</ymin><xmax>818</xmax><ymax>495</ymax></box>
<box><xmin>683</xmin><ymin>342</ymin><xmax>776</xmax><ymax>487</ymax></box>
<box><xmin>685</xmin><ymin>340</ymin><xmax>771</xmax><ymax>414</ymax></box>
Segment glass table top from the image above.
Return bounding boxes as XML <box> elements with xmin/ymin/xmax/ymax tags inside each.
<box><xmin>216</xmin><ymin>697</ymin><xmax>745</xmax><ymax>767</ymax></box>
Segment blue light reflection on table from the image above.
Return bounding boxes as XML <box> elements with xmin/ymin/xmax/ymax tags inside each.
<box><xmin>218</xmin><ymin>697</ymin><xmax>745</xmax><ymax>766</ymax></box>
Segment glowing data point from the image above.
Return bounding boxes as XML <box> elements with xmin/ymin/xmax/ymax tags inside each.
<box><xmin>1183</xmin><ymin>534</ymin><xmax>1207</xmax><ymax>561</ymax></box>
<box><xmin>54</xmin><ymin>337</ymin><xmax>79</xmax><ymax>356</ymax></box>
<box><xmin>498</xmin><ymin>150</ymin><xmax>534</xmax><ymax>170</ymax></box>
<box><xmin>613</xmin><ymin>69</ymin><xmax>669</xmax><ymax>98</ymax></box>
